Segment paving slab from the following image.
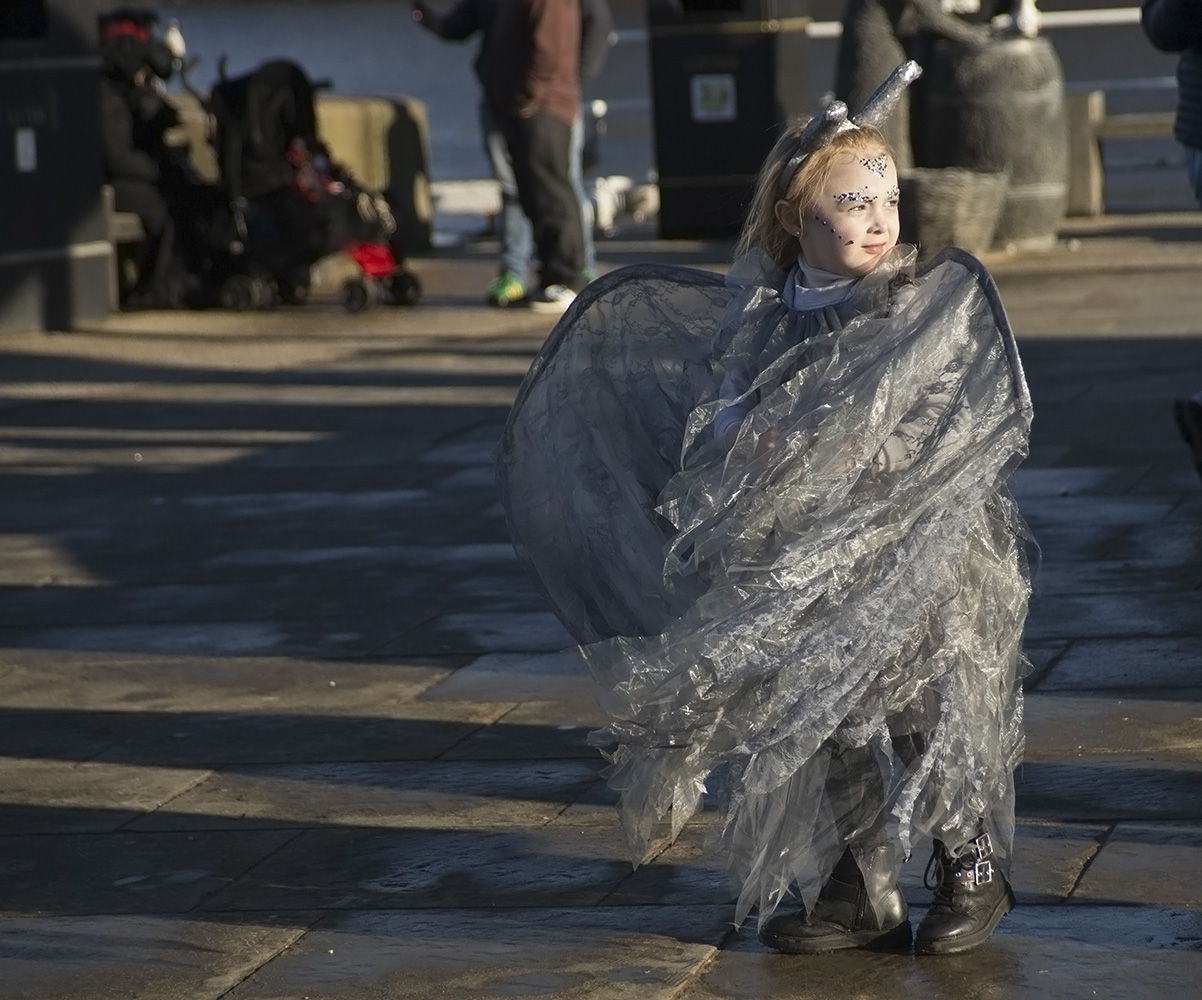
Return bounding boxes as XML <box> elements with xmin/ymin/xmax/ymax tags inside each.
<box><xmin>441</xmin><ymin>710</ymin><xmax>607</xmax><ymax>760</ymax></box>
<box><xmin>0</xmin><ymin>830</ymin><xmax>299</xmax><ymax>913</ymax></box>
<box><xmin>0</xmin><ymin>581</ymin><xmax>303</xmax><ymax>629</ymax></box>
<box><xmin>199</xmin><ymin>827</ymin><xmax>634</xmax><ymax>911</ymax></box>
<box><xmin>124</xmin><ymin>759</ymin><xmax>604</xmax><ymax>832</ymax></box>
<box><xmin>380</xmin><ymin>610</ymin><xmax>578</xmax><ymax>656</ymax></box>
<box><xmin>1038</xmin><ymin>638</ymin><xmax>1202</xmax><ymax>691</ymax></box>
<box><xmin>1031</xmin><ymin>559</ymin><xmax>1202</xmax><ymax>595</ymax></box>
<box><xmin>422</xmin><ymin>650</ymin><xmax>592</xmax><ymax>703</ymax></box>
<box><xmin>0</xmin><ymin>913</ymin><xmax>315</xmax><ymax>1000</ymax></box>
<box><xmin>1025</xmin><ymin>692</ymin><xmax>1202</xmax><ymax>757</ymax></box>
<box><xmin>1022</xmin><ymin>591</ymin><xmax>1202</xmax><ymax>642</ymax></box>
<box><xmin>1016</xmin><ymin>754</ymin><xmax>1202</xmax><ymax>821</ymax></box>
<box><xmin>221</xmin><ymin>906</ymin><xmax>733</xmax><ymax>1000</ymax></box>
<box><xmin>1072</xmin><ymin>822</ymin><xmax>1202</xmax><ymax>905</ymax></box>
<box><xmin>0</xmin><ymin>758</ymin><xmax>208</xmax><ymax>833</ymax></box>
<box><xmin>0</xmin><ymin>707</ymin><xmax>165</xmax><ymax>760</ymax></box>
<box><xmin>1010</xmin><ymin>465</ymin><xmax>1151</xmax><ymax>498</ymax></box>
<box><xmin>1020</xmin><ymin>493</ymin><xmax>1179</xmax><ymax>528</ymax></box>
<box><xmin>0</xmin><ymin>652</ymin><xmax>458</xmax><ymax>711</ymax></box>
<box><xmin>87</xmin><ymin>704</ymin><xmax>505</xmax><ymax>766</ymax></box>
<box><xmin>1005</xmin><ymin>822</ymin><xmax>1109</xmax><ymax>905</ymax></box>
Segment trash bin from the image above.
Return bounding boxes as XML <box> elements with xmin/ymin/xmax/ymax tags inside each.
<box><xmin>648</xmin><ymin>0</ymin><xmax>811</xmax><ymax>239</ymax></box>
<box><xmin>0</xmin><ymin>0</ymin><xmax>109</xmax><ymax>331</ymax></box>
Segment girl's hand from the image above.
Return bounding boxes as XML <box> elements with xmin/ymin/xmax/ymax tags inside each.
<box><xmin>755</xmin><ymin>428</ymin><xmax>782</xmax><ymax>457</ymax></box>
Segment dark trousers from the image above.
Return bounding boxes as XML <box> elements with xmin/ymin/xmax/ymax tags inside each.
<box><xmin>111</xmin><ymin>176</ymin><xmax>178</xmax><ymax>304</ymax></box>
<box><xmin>500</xmin><ymin>110</ymin><xmax>585</xmax><ymax>289</ymax></box>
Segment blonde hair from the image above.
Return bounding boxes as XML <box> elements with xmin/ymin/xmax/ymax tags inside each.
<box><xmin>735</xmin><ymin>120</ymin><xmax>894</xmax><ymax>272</ymax></box>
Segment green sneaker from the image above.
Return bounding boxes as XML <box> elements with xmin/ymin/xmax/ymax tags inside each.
<box><xmin>486</xmin><ymin>272</ymin><xmax>526</xmax><ymax>307</ymax></box>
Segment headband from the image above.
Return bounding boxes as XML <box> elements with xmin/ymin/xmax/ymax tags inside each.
<box><xmin>776</xmin><ymin>60</ymin><xmax>923</xmax><ymax>198</ymax></box>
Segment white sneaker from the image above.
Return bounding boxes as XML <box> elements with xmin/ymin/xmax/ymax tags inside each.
<box><xmin>527</xmin><ymin>284</ymin><xmax>576</xmax><ymax>314</ymax></box>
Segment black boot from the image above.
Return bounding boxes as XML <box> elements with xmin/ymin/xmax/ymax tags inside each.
<box><xmin>914</xmin><ymin>831</ymin><xmax>1015</xmax><ymax>955</ymax></box>
<box><xmin>759</xmin><ymin>846</ymin><xmax>912</xmax><ymax>954</ymax></box>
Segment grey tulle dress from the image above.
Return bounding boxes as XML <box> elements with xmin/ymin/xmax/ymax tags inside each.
<box><xmin>497</xmin><ymin>243</ymin><xmax>1034</xmax><ymax>927</ymax></box>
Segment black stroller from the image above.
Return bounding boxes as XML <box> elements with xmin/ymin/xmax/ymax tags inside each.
<box><xmin>204</xmin><ymin>58</ymin><xmax>421</xmax><ymax>311</ymax></box>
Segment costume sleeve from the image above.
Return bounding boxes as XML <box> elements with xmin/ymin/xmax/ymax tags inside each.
<box><xmin>497</xmin><ymin>263</ymin><xmax>732</xmax><ymax>643</ymax></box>
<box><xmin>413</xmin><ymin>0</ymin><xmax>483</xmax><ymax>40</ymax></box>
<box><xmin>579</xmin><ymin>0</ymin><xmax>615</xmax><ymax>86</ymax></box>
<box><xmin>1142</xmin><ymin>0</ymin><xmax>1202</xmax><ymax>52</ymax></box>
<box><xmin>100</xmin><ymin>82</ymin><xmax>160</xmax><ymax>182</ymax></box>
<box><xmin>713</xmin><ymin>364</ymin><xmax>756</xmax><ymax>445</ymax></box>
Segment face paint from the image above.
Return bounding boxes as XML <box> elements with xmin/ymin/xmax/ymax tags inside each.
<box><xmin>860</xmin><ymin>155</ymin><xmax>888</xmax><ymax>178</ymax></box>
<box><xmin>813</xmin><ymin>212</ymin><xmax>847</xmax><ymax>244</ymax></box>
<box><xmin>798</xmin><ymin>149</ymin><xmax>900</xmax><ymax>277</ymax></box>
<box><xmin>834</xmin><ymin>188</ymin><xmax>875</xmax><ymax>206</ymax></box>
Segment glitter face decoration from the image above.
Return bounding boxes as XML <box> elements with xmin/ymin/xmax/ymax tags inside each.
<box><xmin>834</xmin><ymin>189</ymin><xmax>874</xmax><ymax>206</ymax></box>
<box><xmin>860</xmin><ymin>154</ymin><xmax>888</xmax><ymax>177</ymax></box>
<box><xmin>798</xmin><ymin>148</ymin><xmax>900</xmax><ymax>277</ymax></box>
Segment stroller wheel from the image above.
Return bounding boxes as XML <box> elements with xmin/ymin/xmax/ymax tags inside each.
<box><xmin>220</xmin><ymin>273</ymin><xmax>273</xmax><ymax>311</ymax></box>
<box><xmin>341</xmin><ymin>277</ymin><xmax>380</xmax><ymax>313</ymax></box>
<box><xmin>278</xmin><ymin>283</ymin><xmax>309</xmax><ymax>307</ymax></box>
<box><xmin>278</xmin><ymin>267</ymin><xmax>311</xmax><ymax>306</ymax></box>
<box><xmin>384</xmin><ymin>270</ymin><xmax>422</xmax><ymax>306</ymax></box>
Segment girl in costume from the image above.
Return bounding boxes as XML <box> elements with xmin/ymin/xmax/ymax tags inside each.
<box><xmin>497</xmin><ymin>62</ymin><xmax>1034</xmax><ymax>956</ymax></box>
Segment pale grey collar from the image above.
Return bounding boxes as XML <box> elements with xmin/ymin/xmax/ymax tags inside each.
<box><xmin>783</xmin><ymin>253</ymin><xmax>858</xmax><ymax>311</ymax></box>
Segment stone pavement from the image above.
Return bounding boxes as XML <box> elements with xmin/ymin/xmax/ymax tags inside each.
<box><xmin>3</xmin><ymin>212</ymin><xmax>1202</xmax><ymax>999</ymax></box>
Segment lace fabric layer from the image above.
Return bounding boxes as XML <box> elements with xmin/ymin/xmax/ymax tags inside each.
<box><xmin>497</xmin><ymin>246</ymin><xmax>1034</xmax><ymax>926</ymax></box>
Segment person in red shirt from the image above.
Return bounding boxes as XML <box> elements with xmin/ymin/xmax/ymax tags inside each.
<box><xmin>473</xmin><ymin>0</ymin><xmax>586</xmax><ymax>311</ymax></box>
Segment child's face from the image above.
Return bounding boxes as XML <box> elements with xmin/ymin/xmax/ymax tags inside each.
<box><xmin>793</xmin><ymin>150</ymin><xmax>900</xmax><ymax>277</ymax></box>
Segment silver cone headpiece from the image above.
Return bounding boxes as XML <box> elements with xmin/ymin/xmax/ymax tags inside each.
<box><xmin>776</xmin><ymin>60</ymin><xmax>922</xmax><ymax>197</ymax></box>
<box><xmin>851</xmin><ymin>59</ymin><xmax>923</xmax><ymax>129</ymax></box>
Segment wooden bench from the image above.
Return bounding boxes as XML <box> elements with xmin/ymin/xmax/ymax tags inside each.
<box><xmin>102</xmin><ymin>184</ymin><xmax>147</xmax><ymax>309</ymax></box>
<box><xmin>1066</xmin><ymin>90</ymin><xmax>1177</xmax><ymax>216</ymax></box>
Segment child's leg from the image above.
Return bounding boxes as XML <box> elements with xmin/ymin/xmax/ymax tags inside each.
<box><xmin>896</xmin><ymin>697</ymin><xmax>1015</xmax><ymax>954</ymax></box>
<box><xmin>758</xmin><ymin>742</ymin><xmax>911</xmax><ymax>954</ymax></box>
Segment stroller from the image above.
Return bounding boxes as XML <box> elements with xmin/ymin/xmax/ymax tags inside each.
<box><xmin>204</xmin><ymin>58</ymin><xmax>421</xmax><ymax>311</ymax></box>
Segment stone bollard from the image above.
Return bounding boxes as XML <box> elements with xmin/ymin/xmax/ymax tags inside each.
<box><xmin>912</xmin><ymin>33</ymin><xmax>1069</xmax><ymax>252</ymax></box>
<box><xmin>899</xmin><ymin>166</ymin><xmax>1008</xmax><ymax>260</ymax></box>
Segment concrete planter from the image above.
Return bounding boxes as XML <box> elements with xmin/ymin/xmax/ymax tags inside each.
<box><xmin>900</xmin><ymin>166</ymin><xmax>1008</xmax><ymax>260</ymax></box>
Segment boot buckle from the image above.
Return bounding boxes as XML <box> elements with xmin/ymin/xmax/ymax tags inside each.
<box><xmin>972</xmin><ymin>859</ymin><xmax>994</xmax><ymax>885</ymax></box>
<box><xmin>969</xmin><ymin>833</ymin><xmax>993</xmax><ymax>860</ymax></box>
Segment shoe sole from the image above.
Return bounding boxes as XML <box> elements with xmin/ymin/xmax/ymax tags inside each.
<box><xmin>759</xmin><ymin>920</ymin><xmax>913</xmax><ymax>955</ymax></box>
<box><xmin>527</xmin><ymin>301</ymin><xmax>572</xmax><ymax>315</ymax></box>
<box><xmin>914</xmin><ymin>888</ymin><xmax>1015</xmax><ymax>955</ymax></box>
